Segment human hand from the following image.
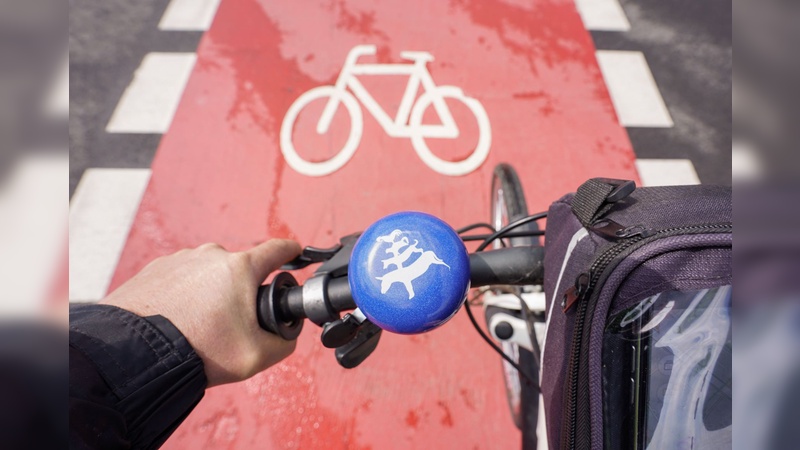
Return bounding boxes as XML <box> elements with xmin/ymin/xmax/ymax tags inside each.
<box><xmin>102</xmin><ymin>239</ymin><xmax>302</xmax><ymax>387</ymax></box>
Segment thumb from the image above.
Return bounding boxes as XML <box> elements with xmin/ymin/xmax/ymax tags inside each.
<box><xmin>246</xmin><ymin>239</ymin><xmax>302</xmax><ymax>282</ymax></box>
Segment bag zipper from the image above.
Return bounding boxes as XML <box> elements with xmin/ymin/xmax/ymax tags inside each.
<box><xmin>560</xmin><ymin>222</ymin><xmax>732</xmax><ymax>450</ymax></box>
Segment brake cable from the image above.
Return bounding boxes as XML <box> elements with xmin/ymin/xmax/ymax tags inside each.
<box><xmin>455</xmin><ymin>211</ymin><xmax>547</xmax><ymax>384</ymax></box>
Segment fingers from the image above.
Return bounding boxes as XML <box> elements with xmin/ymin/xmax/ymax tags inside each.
<box><xmin>245</xmin><ymin>239</ymin><xmax>302</xmax><ymax>282</ymax></box>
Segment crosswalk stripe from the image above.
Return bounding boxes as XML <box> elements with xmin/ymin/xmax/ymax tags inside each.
<box><xmin>635</xmin><ymin>159</ymin><xmax>700</xmax><ymax>186</ymax></box>
<box><xmin>69</xmin><ymin>168</ymin><xmax>151</xmax><ymax>302</ymax></box>
<box><xmin>574</xmin><ymin>0</ymin><xmax>630</xmax><ymax>31</ymax></box>
<box><xmin>159</xmin><ymin>0</ymin><xmax>222</xmax><ymax>31</ymax></box>
<box><xmin>0</xmin><ymin>154</ymin><xmax>68</xmax><ymax>314</ymax></box>
<box><xmin>596</xmin><ymin>50</ymin><xmax>674</xmax><ymax>128</ymax></box>
<box><xmin>46</xmin><ymin>53</ymin><xmax>69</xmax><ymax>117</ymax></box>
<box><xmin>106</xmin><ymin>52</ymin><xmax>196</xmax><ymax>134</ymax></box>
<box><xmin>732</xmin><ymin>140</ymin><xmax>763</xmax><ymax>182</ymax></box>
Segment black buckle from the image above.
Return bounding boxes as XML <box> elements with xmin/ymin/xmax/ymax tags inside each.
<box><xmin>593</xmin><ymin>178</ymin><xmax>636</xmax><ymax>203</ymax></box>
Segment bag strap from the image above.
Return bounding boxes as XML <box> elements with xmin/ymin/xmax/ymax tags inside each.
<box><xmin>571</xmin><ymin>178</ymin><xmax>636</xmax><ymax>227</ymax></box>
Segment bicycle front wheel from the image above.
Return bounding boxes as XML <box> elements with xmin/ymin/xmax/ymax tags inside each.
<box><xmin>489</xmin><ymin>163</ymin><xmax>541</xmax><ymax>446</ymax></box>
<box><xmin>280</xmin><ymin>86</ymin><xmax>363</xmax><ymax>177</ymax></box>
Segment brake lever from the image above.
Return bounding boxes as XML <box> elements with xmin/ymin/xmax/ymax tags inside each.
<box><xmin>335</xmin><ymin>321</ymin><xmax>382</xmax><ymax>369</ymax></box>
<box><xmin>280</xmin><ymin>243</ymin><xmax>343</xmax><ymax>270</ymax></box>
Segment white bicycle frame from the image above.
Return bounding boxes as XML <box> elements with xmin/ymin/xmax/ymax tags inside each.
<box><xmin>317</xmin><ymin>45</ymin><xmax>459</xmax><ymax>139</ymax></box>
<box><xmin>484</xmin><ymin>290</ymin><xmax>546</xmax><ymax>352</ymax></box>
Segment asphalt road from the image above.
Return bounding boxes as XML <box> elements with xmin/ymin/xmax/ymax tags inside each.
<box><xmin>593</xmin><ymin>0</ymin><xmax>732</xmax><ymax>185</ymax></box>
<box><xmin>0</xmin><ymin>0</ymin><xmax>68</xmax><ymax>180</ymax></box>
<box><xmin>69</xmin><ymin>0</ymin><xmax>201</xmax><ymax>195</ymax></box>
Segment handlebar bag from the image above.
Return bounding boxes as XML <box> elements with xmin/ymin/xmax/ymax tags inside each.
<box><xmin>540</xmin><ymin>179</ymin><xmax>731</xmax><ymax>450</ymax></box>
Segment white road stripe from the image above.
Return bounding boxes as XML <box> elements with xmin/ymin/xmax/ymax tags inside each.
<box><xmin>69</xmin><ymin>169</ymin><xmax>151</xmax><ymax>302</ymax></box>
<box><xmin>596</xmin><ymin>50</ymin><xmax>674</xmax><ymax>128</ymax></box>
<box><xmin>46</xmin><ymin>53</ymin><xmax>69</xmax><ymax>117</ymax></box>
<box><xmin>159</xmin><ymin>0</ymin><xmax>222</xmax><ymax>31</ymax></box>
<box><xmin>574</xmin><ymin>0</ymin><xmax>630</xmax><ymax>31</ymax></box>
<box><xmin>732</xmin><ymin>140</ymin><xmax>763</xmax><ymax>182</ymax></box>
<box><xmin>635</xmin><ymin>159</ymin><xmax>700</xmax><ymax>186</ymax></box>
<box><xmin>0</xmin><ymin>154</ymin><xmax>68</xmax><ymax>315</ymax></box>
<box><xmin>106</xmin><ymin>52</ymin><xmax>196</xmax><ymax>133</ymax></box>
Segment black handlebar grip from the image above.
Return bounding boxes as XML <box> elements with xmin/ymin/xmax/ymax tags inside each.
<box><xmin>468</xmin><ymin>247</ymin><xmax>545</xmax><ymax>287</ymax></box>
<box><xmin>326</xmin><ymin>277</ymin><xmax>357</xmax><ymax>312</ymax></box>
<box><xmin>256</xmin><ymin>272</ymin><xmax>304</xmax><ymax>340</ymax></box>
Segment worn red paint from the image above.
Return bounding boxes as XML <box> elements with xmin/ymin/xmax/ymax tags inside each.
<box><xmin>110</xmin><ymin>0</ymin><xmax>638</xmax><ymax>448</ymax></box>
<box><xmin>437</xmin><ymin>401</ymin><xmax>455</xmax><ymax>428</ymax></box>
<box><xmin>405</xmin><ymin>411</ymin><xmax>419</xmax><ymax>429</ymax></box>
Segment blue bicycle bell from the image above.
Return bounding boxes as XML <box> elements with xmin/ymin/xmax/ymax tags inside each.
<box><xmin>349</xmin><ymin>211</ymin><xmax>470</xmax><ymax>334</ymax></box>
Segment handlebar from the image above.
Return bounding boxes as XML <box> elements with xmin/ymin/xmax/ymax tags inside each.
<box><xmin>256</xmin><ymin>246</ymin><xmax>544</xmax><ymax>338</ymax></box>
<box><xmin>255</xmin><ymin>211</ymin><xmax>545</xmax><ymax>369</ymax></box>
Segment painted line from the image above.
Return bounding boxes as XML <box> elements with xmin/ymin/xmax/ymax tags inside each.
<box><xmin>106</xmin><ymin>53</ymin><xmax>196</xmax><ymax>133</ymax></box>
<box><xmin>280</xmin><ymin>45</ymin><xmax>492</xmax><ymax>177</ymax></box>
<box><xmin>574</xmin><ymin>0</ymin><xmax>630</xmax><ymax>31</ymax></box>
<box><xmin>732</xmin><ymin>140</ymin><xmax>763</xmax><ymax>182</ymax></box>
<box><xmin>159</xmin><ymin>0</ymin><xmax>222</xmax><ymax>31</ymax></box>
<box><xmin>0</xmin><ymin>154</ymin><xmax>68</xmax><ymax>315</ymax></box>
<box><xmin>46</xmin><ymin>53</ymin><xmax>69</xmax><ymax>117</ymax></box>
<box><xmin>596</xmin><ymin>50</ymin><xmax>674</xmax><ymax>127</ymax></box>
<box><xmin>69</xmin><ymin>169</ymin><xmax>151</xmax><ymax>302</ymax></box>
<box><xmin>635</xmin><ymin>159</ymin><xmax>700</xmax><ymax>186</ymax></box>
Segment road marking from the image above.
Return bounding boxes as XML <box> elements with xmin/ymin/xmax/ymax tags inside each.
<box><xmin>106</xmin><ymin>53</ymin><xmax>196</xmax><ymax>133</ymax></box>
<box><xmin>732</xmin><ymin>140</ymin><xmax>763</xmax><ymax>182</ymax></box>
<box><xmin>69</xmin><ymin>169</ymin><xmax>151</xmax><ymax>302</ymax></box>
<box><xmin>574</xmin><ymin>0</ymin><xmax>630</xmax><ymax>31</ymax></box>
<box><xmin>281</xmin><ymin>45</ymin><xmax>491</xmax><ymax>177</ymax></box>
<box><xmin>0</xmin><ymin>154</ymin><xmax>68</xmax><ymax>315</ymax></box>
<box><xmin>46</xmin><ymin>53</ymin><xmax>69</xmax><ymax>117</ymax></box>
<box><xmin>596</xmin><ymin>50</ymin><xmax>674</xmax><ymax>127</ymax></box>
<box><xmin>159</xmin><ymin>0</ymin><xmax>222</xmax><ymax>31</ymax></box>
<box><xmin>635</xmin><ymin>159</ymin><xmax>700</xmax><ymax>186</ymax></box>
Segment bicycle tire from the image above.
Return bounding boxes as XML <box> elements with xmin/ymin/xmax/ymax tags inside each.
<box><xmin>489</xmin><ymin>163</ymin><xmax>540</xmax><ymax>448</ymax></box>
<box><xmin>491</xmin><ymin>163</ymin><xmax>540</xmax><ymax>248</ymax></box>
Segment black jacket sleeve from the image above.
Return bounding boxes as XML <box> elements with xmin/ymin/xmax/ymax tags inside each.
<box><xmin>69</xmin><ymin>304</ymin><xmax>207</xmax><ymax>449</ymax></box>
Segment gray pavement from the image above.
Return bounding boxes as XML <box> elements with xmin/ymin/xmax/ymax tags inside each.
<box><xmin>592</xmin><ymin>0</ymin><xmax>732</xmax><ymax>185</ymax></box>
<box><xmin>69</xmin><ymin>0</ymin><xmax>202</xmax><ymax>196</ymax></box>
<box><xmin>0</xmin><ymin>0</ymin><xmax>68</xmax><ymax>180</ymax></box>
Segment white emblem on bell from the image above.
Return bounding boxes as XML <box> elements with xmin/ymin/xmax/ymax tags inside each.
<box><xmin>374</xmin><ymin>229</ymin><xmax>449</xmax><ymax>299</ymax></box>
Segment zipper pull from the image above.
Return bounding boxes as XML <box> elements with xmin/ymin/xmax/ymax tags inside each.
<box><xmin>591</xmin><ymin>220</ymin><xmax>654</xmax><ymax>239</ymax></box>
<box><xmin>590</xmin><ymin>219</ymin><xmax>625</xmax><ymax>239</ymax></box>
<box><xmin>615</xmin><ymin>224</ymin><xmax>654</xmax><ymax>238</ymax></box>
<box><xmin>562</xmin><ymin>273</ymin><xmax>589</xmax><ymax>312</ymax></box>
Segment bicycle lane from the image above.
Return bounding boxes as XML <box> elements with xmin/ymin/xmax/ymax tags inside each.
<box><xmin>109</xmin><ymin>0</ymin><xmax>638</xmax><ymax>448</ymax></box>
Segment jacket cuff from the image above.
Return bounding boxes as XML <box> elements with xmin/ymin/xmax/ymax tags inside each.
<box><xmin>70</xmin><ymin>303</ymin><xmax>207</xmax><ymax>447</ymax></box>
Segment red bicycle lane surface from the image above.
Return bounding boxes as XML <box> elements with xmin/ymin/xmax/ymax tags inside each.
<box><xmin>110</xmin><ymin>0</ymin><xmax>638</xmax><ymax>448</ymax></box>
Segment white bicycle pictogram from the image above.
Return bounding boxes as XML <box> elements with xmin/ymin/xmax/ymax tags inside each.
<box><xmin>280</xmin><ymin>44</ymin><xmax>492</xmax><ymax>177</ymax></box>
